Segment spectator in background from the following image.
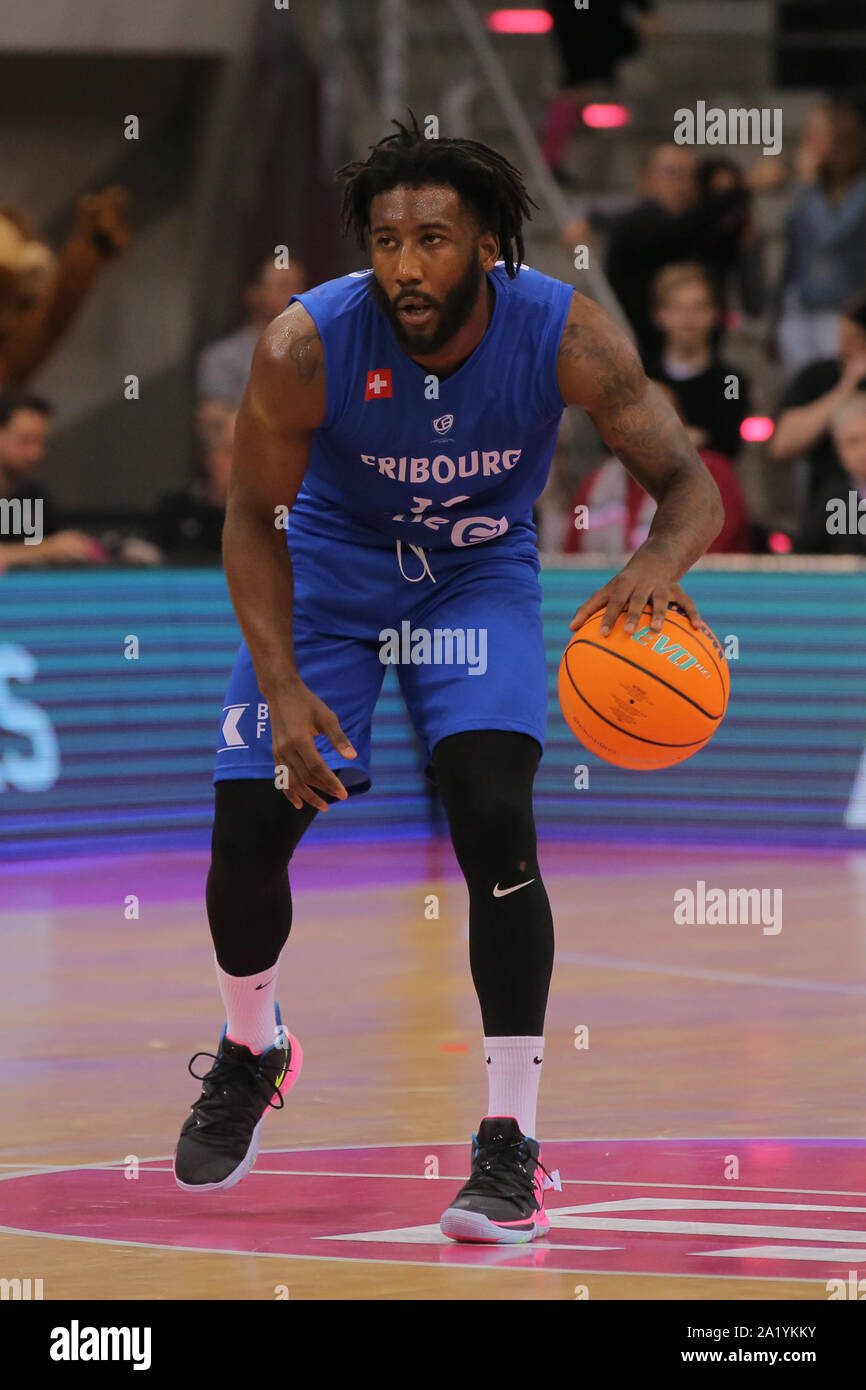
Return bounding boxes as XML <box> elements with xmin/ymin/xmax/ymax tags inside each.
<box><xmin>696</xmin><ymin>157</ymin><xmax>765</xmax><ymax>322</ymax></box>
<box><xmin>540</xmin><ymin>0</ymin><xmax>662</xmax><ymax>184</ymax></box>
<box><xmin>770</xmin><ymin>293</ymin><xmax>866</xmax><ymax>510</ymax></box>
<box><xmin>533</xmin><ymin>409</ymin><xmax>583</xmax><ymax>551</ymax></box>
<box><xmin>776</xmin><ymin>100</ymin><xmax>866</xmax><ymax>378</ymax></box>
<box><xmin>647</xmin><ymin>263</ymin><xmax>750</xmax><ymax>462</ymax></box>
<box><xmin>601</xmin><ymin>144</ymin><xmax>700</xmax><ymax>359</ymax></box>
<box><xmin>796</xmin><ymin>394</ymin><xmax>866</xmax><ymax>556</ymax></box>
<box><xmin>563</xmin><ymin>380</ymin><xmax>751</xmax><ymax>556</ymax></box>
<box><xmin>0</xmin><ymin>392</ymin><xmax>101</xmax><ymax>571</ymax></box>
<box><xmin>197</xmin><ymin>256</ymin><xmax>307</xmax><ymax>412</ymax></box>
<box><xmin>562</xmin><ymin>453</ymin><xmax>656</xmax><ymax>559</ymax></box>
<box><xmin>151</xmin><ymin>405</ymin><xmax>235</xmax><ymax>565</ymax></box>
<box><xmin>565</xmin><ymin>145</ymin><xmax>764</xmax><ymax>359</ymax></box>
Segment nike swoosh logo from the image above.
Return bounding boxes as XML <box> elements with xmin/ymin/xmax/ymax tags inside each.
<box><xmin>492</xmin><ymin>878</ymin><xmax>536</xmax><ymax>897</ymax></box>
<box><xmin>254</xmin><ymin>980</ymin><xmax>275</xmax><ymax>991</ymax></box>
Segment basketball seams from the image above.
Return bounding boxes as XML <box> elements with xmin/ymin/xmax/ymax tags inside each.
<box><xmin>561</xmin><ymin>657</ymin><xmax>711</xmax><ymax>751</ymax></box>
<box><xmin>659</xmin><ymin>613</ymin><xmax>730</xmax><ymax>706</ymax></box>
<box><xmin>566</xmin><ymin>632</ymin><xmax>727</xmax><ymax>723</ymax></box>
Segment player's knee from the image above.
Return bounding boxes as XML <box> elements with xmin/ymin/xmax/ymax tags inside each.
<box><xmin>434</xmin><ymin>730</ymin><xmax>540</xmax><ymax>863</ymax></box>
<box><xmin>210</xmin><ymin>779</ymin><xmax>308</xmax><ymax>878</ymax></box>
<box><xmin>455</xmin><ymin>798</ymin><xmax>537</xmax><ymax>868</ymax></box>
<box><xmin>433</xmin><ymin>731</ymin><xmax>540</xmax><ymax>798</ymax></box>
<box><xmin>442</xmin><ymin>772</ymin><xmax>538</xmax><ymax>871</ymax></box>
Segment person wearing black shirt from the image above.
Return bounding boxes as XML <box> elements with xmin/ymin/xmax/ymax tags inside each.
<box><xmin>0</xmin><ymin>391</ymin><xmax>96</xmax><ymax>570</ymax></box>
<box><xmin>646</xmin><ymin>263</ymin><xmax>749</xmax><ymax>461</ymax></box>
<box><xmin>771</xmin><ymin>295</ymin><xmax>866</xmax><ymax>506</ymax></box>
<box><xmin>151</xmin><ymin>405</ymin><xmax>233</xmax><ymax>565</ymax></box>
<box><xmin>797</xmin><ymin>393</ymin><xmax>866</xmax><ymax>555</ymax></box>
<box><xmin>540</xmin><ymin>1</ymin><xmax>660</xmax><ymax>180</ymax></box>
<box><xmin>597</xmin><ymin>144</ymin><xmax>763</xmax><ymax>360</ymax></box>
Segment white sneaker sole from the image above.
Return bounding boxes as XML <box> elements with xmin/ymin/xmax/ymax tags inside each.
<box><xmin>440</xmin><ymin>1206</ymin><xmax>549</xmax><ymax>1244</ymax></box>
<box><xmin>173</xmin><ymin>1114</ymin><xmax>266</xmax><ymax>1193</ymax></box>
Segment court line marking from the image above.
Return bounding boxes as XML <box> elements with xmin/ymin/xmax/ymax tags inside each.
<box><xmin>318</xmin><ymin>1223</ymin><xmax>621</xmax><ymax>1250</ymax></box>
<box><xmin>555</xmin><ymin>949</ymin><xmax>866</xmax><ymax>995</ymax></box>
<box><xmin>116</xmin><ymin>1168</ymin><xmax>866</xmax><ymax>1201</ymax></box>
<box><xmin>1</xmin><ymin>1136</ymin><xmax>864</xmax><ymax>1189</ymax></box>
<box><xmin>0</xmin><ymin>1223</ymin><xmax>836</xmax><ymax>1286</ymax></box>
<box><xmin>699</xmin><ymin>1244</ymin><xmax>866</xmax><ymax>1262</ymax></box>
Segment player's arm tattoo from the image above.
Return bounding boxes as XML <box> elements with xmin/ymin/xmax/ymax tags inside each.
<box><xmin>287</xmin><ymin>330</ymin><xmax>324</xmax><ymax>385</ymax></box>
<box><xmin>557</xmin><ymin>300</ymin><xmax>724</xmax><ymax>573</ymax></box>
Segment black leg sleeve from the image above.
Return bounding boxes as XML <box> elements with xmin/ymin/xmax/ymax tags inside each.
<box><xmin>432</xmin><ymin>731</ymin><xmax>554</xmax><ymax>1036</ymax></box>
<box><xmin>206</xmin><ymin>779</ymin><xmax>319</xmax><ymax>976</ymax></box>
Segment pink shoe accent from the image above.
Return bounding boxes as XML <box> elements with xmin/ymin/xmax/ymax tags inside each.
<box><xmin>484</xmin><ymin>1154</ymin><xmax>553</xmax><ymax>1234</ymax></box>
<box><xmin>278</xmin><ymin>1032</ymin><xmax>303</xmax><ymax>1098</ymax></box>
<box><xmin>260</xmin><ymin>1032</ymin><xmax>302</xmax><ymax>1118</ymax></box>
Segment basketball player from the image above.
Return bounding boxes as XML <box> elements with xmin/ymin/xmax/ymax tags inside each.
<box><xmin>174</xmin><ymin>117</ymin><xmax>723</xmax><ymax>1243</ymax></box>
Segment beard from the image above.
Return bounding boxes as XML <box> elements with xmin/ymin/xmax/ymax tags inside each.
<box><xmin>368</xmin><ymin>252</ymin><xmax>487</xmax><ymax>357</ymax></box>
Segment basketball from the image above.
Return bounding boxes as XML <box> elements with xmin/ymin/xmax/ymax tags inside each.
<box><xmin>558</xmin><ymin>604</ymin><xmax>730</xmax><ymax>770</ymax></box>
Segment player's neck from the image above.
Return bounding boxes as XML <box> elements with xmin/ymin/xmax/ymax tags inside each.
<box><xmin>409</xmin><ymin>279</ymin><xmax>495</xmax><ymax>379</ymax></box>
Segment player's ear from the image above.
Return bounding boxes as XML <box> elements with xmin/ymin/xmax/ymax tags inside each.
<box><xmin>475</xmin><ymin>224</ymin><xmax>499</xmax><ymax>269</ymax></box>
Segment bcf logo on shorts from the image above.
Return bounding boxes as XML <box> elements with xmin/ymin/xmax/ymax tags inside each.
<box><xmin>219</xmin><ymin>702</ymin><xmax>270</xmax><ymax>750</ymax></box>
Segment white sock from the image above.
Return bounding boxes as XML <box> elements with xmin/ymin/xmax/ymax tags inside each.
<box><xmin>483</xmin><ymin>1035</ymin><xmax>545</xmax><ymax>1140</ymax></box>
<box><xmin>215</xmin><ymin>956</ymin><xmax>280</xmax><ymax>1056</ymax></box>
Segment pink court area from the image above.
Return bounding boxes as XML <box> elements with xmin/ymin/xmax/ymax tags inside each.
<box><xmin>2</xmin><ymin>838</ymin><xmax>866</xmax><ymax>1295</ymax></box>
<box><xmin>2</xmin><ymin>1139</ymin><xmax>865</xmax><ymax>1281</ymax></box>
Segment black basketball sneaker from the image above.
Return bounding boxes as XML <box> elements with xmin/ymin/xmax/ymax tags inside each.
<box><xmin>440</xmin><ymin>1116</ymin><xmax>561</xmax><ymax>1243</ymax></box>
<box><xmin>173</xmin><ymin>1004</ymin><xmax>302</xmax><ymax>1192</ymax></box>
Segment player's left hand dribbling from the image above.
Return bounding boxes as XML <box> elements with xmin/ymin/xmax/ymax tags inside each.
<box><xmin>569</xmin><ymin>548</ymin><xmax>702</xmax><ymax>637</ymax></box>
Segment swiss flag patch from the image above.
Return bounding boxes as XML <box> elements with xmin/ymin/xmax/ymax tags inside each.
<box><xmin>365</xmin><ymin>368</ymin><xmax>393</xmax><ymax>400</ymax></box>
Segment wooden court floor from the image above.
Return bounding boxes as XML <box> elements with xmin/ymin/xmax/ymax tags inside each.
<box><xmin>2</xmin><ymin>837</ymin><xmax>865</xmax><ymax>1301</ymax></box>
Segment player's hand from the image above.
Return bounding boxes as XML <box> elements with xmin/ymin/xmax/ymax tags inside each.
<box><xmin>569</xmin><ymin>547</ymin><xmax>702</xmax><ymax>637</ymax></box>
<box><xmin>269</xmin><ymin>676</ymin><xmax>356</xmax><ymax>812</ymax></box>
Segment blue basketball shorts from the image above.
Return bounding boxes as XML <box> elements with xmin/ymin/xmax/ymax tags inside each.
<box><xmin>213</xmin><ymin>524</ymin><xmax>548</xmax><ymax>795</ymax></box>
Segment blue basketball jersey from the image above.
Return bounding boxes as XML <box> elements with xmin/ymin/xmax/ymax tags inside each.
<box><xmin>287</xmin><ymin>262</ymin><xmax>573</xmax><ymax>550</ymax></box>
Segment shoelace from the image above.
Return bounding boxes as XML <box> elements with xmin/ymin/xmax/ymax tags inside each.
<box><xmin>461</xmin><ymin>1136</ymin><xmax>553</xmax><ymax>1209</ymax></box>
<box><xmin>185</xmin><ymin>1050</ymin><xmax>285</xmax><ymax>1138</ymax></box>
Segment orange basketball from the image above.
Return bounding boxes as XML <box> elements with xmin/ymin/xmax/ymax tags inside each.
<box><xmin>558</xmin><ymin>603</ymin><xmax>730</xmax><ymax>770</ymax></box>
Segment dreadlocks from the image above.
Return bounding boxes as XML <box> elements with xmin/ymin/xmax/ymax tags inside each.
<box><xmin>335</xmin><ymin>111</ymin><xmax>537</xmax><ymax>279</ymax></box>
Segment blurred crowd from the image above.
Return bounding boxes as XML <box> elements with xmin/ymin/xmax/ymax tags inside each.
<box><xmin>0</xmin><ymin>255</ymin><xmax>304</xmax><ymax>573</ymax></box>
<box><xmin>539</xmin><ymin>95</ymin><xmax>866</xmax><ymax>559</ymax></box>
<box><xmin>1</xmin><ymin>67</ymin><xmax>866</xmax><ymax>569</ymax></box>
<box><xmin>535</xmin><ymin>0</ymin><xmax>866</xmax><ymax>558</ymax></box>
